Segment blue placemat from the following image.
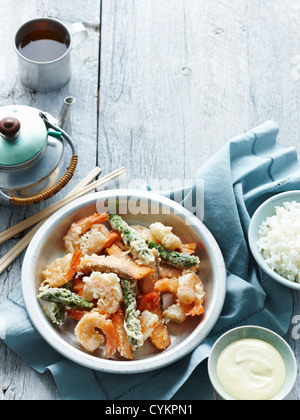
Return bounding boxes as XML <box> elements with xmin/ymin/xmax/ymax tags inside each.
<box><xmin>0</xmin><ymin>120</ymin><xmax>298</xmax><ymax>400</ymax></box>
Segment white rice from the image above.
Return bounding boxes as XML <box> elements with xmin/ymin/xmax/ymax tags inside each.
<box><xmin>257</xmin><ymin>200</ymin><xmax>300</xmax><ymax>283</ymax></box>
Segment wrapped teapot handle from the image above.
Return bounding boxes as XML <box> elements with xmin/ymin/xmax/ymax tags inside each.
<box><xmin>8</xmin><ymin>115</ymin><xmax>78</xmax><ymax>206</ymax></box>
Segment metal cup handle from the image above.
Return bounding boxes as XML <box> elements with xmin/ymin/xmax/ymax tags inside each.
<box><xmin>70</xmin><ymin>22</ymin><xmax>88</xmax><ymax>49</ymax></box>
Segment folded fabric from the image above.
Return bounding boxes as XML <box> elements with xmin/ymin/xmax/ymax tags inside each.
<box><xmin>0</xmin><ymin>120</ymin><xmax>299</xmax><ymax>400</ymax></box>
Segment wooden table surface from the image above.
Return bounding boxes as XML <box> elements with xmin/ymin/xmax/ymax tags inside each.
<box><xmin>0</xmin><ymin>0</ymin><xmax>299</xmax><ymax>400</ymax></box>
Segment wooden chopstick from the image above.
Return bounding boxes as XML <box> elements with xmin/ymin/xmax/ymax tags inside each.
<box><xmin>0</xmin><ymin>166</ymin><xmax>126</xmax><ymax>275</ymax></box>
<box><xmin>67</xmin><ymin>166</ymin><xmax>102</xmax><ymax>196</ymax></box>
<box><xmin>0</xmin><ymin>165</ymin><xmax>102</xmax><ymax>244</ymax></box>
<box><xmin>0</xmin><ymin>166</ymin><xmax>125</xmax><ymax>245</ymax></box>
<box><xmin>0</xmin><ymin>167</ymin><xmax>102</xmax><ymax>275</ymax></box>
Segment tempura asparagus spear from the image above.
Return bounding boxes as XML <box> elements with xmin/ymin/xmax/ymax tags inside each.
<box><xmin>109</xmin><ymin>214</ymin><xmax>155</xmax><ymax>265</ymax></box>
<box><xmin>146</xmin><ymin>241</ymin><xmax>200</xmax><ymax>268</ymax></box>
<box><xmin>47</xmin><ymin>303</ymin><xmax>66</xmax><ymax>326</ymax></box>
<box><xmin>38</xmin><ymin>287</ymin><xmax>94</xmax><ymax>310</ymax></box>
<box><xmin>42</xmin><ymin>281</ymin><xmax>79</xmax><ymax>326</ymax></box>
<box><xmin>120</xmin><ymin>278</ymin><xmax>143</xmax><ymax>351</ymax></box>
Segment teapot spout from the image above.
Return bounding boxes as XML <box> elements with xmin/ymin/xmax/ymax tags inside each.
<box><xmin>57</xmin><ymin>96</ymin><xmax>76</xmax><ymax>133</ymax></box>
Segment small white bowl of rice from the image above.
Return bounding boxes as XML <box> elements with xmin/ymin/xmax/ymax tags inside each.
<box><xmin>249</xmin><ymin>191</ymin><xmax>300</xmax><ymax>290</ymax></box>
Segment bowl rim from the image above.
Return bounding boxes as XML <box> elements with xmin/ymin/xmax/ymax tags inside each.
<box><xmin>22</xmin><ymin>189</ymin><xmax>227</xmax><ymax>374</ymax></box>
<box><xmin>207</xmin><ymin>325</ymin><xmax>298</xmax><ymax>400</ymax></box>
<box><xmin>248</xmin><ymin>190</ymin><xmax>300</xmax><ymax>290</ymax></box>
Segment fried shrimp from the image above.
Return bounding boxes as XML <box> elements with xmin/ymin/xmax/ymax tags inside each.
<box><xmin>150</xmin><ymin>222</ymin><xmax>182</xmax><ymax>251</ymax></box>
<box><xmin>74</xmin><ymin>311</ymin><xmax>118</xmax><ymax>357</ymax></box>
<box><xmin>149</xmin><ymin>222</ymin><xmax>197</xmax><ymax>256</ymax></box>
<box><xmin>83</xmin><ymin>272</ymin><xmax>123</xmax><ymax>315</ymax></box>
<box><xmin>64</xmin><ymin>213</ymin><xmax>109</xmax><ymax>255</ymax></box>
<box><xmin>42</xmin><ymin>249</ymin><xmax>82</xmax><ymax>288</ymax></box>
<box><xmin>138</xmin><ymin>292</ymin><xmax>171</xmax><ymax>351</ymax></box>
<box><xmin>155</xmin><ymin>272</ymin><xmax>205</xmax><ymax>323</ymax></box>
<box><xmin>140</xmin><ymin>310</ymin><xmax>159</xmax><ymax>342</ymax></box>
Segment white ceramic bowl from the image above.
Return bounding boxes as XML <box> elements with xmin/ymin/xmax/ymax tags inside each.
<box><xmin>248</xmin><ymin>190</ymin><xmax>300</xmax><ymax>290</ymax></box>
<box><xmin>22</xmin><ymin>189</ymin><xmax>226</xmax><ymax>374</ymax></box>
<box><xmin>208</xmin><ymin>326</ymin><xmax>297</xmax><ymax>400</ymax></box>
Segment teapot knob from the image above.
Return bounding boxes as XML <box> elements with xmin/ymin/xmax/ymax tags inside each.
<box><xmin>0</xmin><ymin>117</ymin><xmax>21</xmax><ymax>140</ymax></box>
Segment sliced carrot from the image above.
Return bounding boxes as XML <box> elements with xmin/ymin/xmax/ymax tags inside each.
<box><xmin>104</xmin><ymin>231</ymin><xmax>122</xmax><ymax>249</ymax></box>
<box><xmin>73</xmin><ymin>277</ymin><xmax>85</xmax><ymax>297</ymax></box>
<box><xmin>138</xmin><ymin>292</ymin><xmax>161</xmax><ymax>313</ymax></box>
<box><xmin>150</xmin><ymin>322</ymin><xmax>171</xmax><ymax>351</ymax></box>
<box><xmin>99</xmin><ymin>317</ymin><xmax>119</xmax><ymax>358</ymax></box>
<box><xmin>105</xmin><ymin>244</ymin><xmax>124</xmax><ymax>257</ymax></box>
<box><xmin>178</xmin><ymin>243</ymin><xmax>197</xmax><ymax>254</ymax></box>
<box><xmin>66</xmin><ymin>308</ymin><xmax>87</xmax><ymax>321</ymax></box>
<box><xmin>111</xmin><ymin>309</ymin><xmax>134</xmax><ymax>360</ymax></box>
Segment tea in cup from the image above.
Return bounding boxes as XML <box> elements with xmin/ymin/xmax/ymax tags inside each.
<box><xmin>14</xmin><ymin>18</ymin><xmax>88</xmax><ymax>92</ymax></box>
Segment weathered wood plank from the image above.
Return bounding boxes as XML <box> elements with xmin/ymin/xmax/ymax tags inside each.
<box><xmin>246</xmin><ymin>0</ymin><xmax>300</xmax><ymax>154</ymax></box>
<box><xmin>0</xmin><ymin>0</ymin><xmax>101</xmax><ymax>400</ymax></box>
<box><xmin>99</xmin><ymin>0</ymin><xmax>255</xmax><ymax>189</ymax></box>
<box><xmin>99</xmin><ymin>0</ymin><xmax>187</xmax><ymax>186</ymax></box>
<box><xmin>245</xmin><ymin>0</ymin><xmax>300</xmax><ymax>401</ymax></box>
<box><xmin>0</xmin><ymin>0</ymin><xmax>100</xmax><ymax>291</ymax></box>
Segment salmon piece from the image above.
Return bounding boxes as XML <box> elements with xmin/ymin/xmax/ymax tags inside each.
<box><xmin>107</xmin><ymin>244</ymin><xmax>157</xmax><ymax>286</ymax></box>
<box><xmin>138</xmin><ymin>292</ymin><xmax>171</xmax><ymax>351</ymax></box>
<box><xmin>111</xmin><ymin>309</ymin><xmax>134</xmax><ymax>360</ymax></box>
<box><xmin>139</xmin><ymin>248</ymin><xmax>160</xmax><ymax>294</ymax></box>
<box><xmin>107</xmin><ymin>245</ymin><xmax>160</xmax><ymax>294</ymax></box>
<box><xmin>79</xmin><ymin>254</ymin><xmax>154</xmax><ymax>281</ymax></box>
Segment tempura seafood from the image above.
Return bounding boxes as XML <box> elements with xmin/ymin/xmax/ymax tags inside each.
<box><xmin>155</xmin><ymin>272</ymin><xmax>205</xmax><ymax>323</ymax></box>
<box><xmin>38</xmin><ymin>212</ymin><xmax>205</xmax><ymax>361</ymax></box>
<box><xmin>74</xmin><ymin>311</ymin><xmax>118</xmax><ymax>357</ymax></box>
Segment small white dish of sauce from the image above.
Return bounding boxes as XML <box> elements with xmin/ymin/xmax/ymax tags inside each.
<box><xmin>208</xmin><ymin>326</ymin><xmax>297</xmax><ymax>400</ymax></box>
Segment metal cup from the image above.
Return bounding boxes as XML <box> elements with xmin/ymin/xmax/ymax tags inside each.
<box><xmin>14</xmin><ymin>18</ymin><xmax>88</xmax><ymax>92</ymax></box>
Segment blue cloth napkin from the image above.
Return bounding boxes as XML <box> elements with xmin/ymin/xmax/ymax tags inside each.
<box><xmin>0</xmin><ymin>120</ymin><xmax>299</xmax><ymax>400</ymax></box>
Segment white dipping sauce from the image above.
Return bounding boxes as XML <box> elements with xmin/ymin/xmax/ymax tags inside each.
<box><xmin>217</xmin><ymin>338</ymin><xmax>286</xmax><ymax>400</ymax></box>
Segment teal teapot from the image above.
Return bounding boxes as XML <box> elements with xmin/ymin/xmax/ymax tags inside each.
<box><xmin>0</xmin><ymin>97</ymin><xmax>77</xmax><ymax>205</ymax></box>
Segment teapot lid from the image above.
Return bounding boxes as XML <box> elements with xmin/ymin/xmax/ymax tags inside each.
<box><xmin>0</xmin><ymin>105</ymin><xmax>48</xmax><ymax>168</ymax></box>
